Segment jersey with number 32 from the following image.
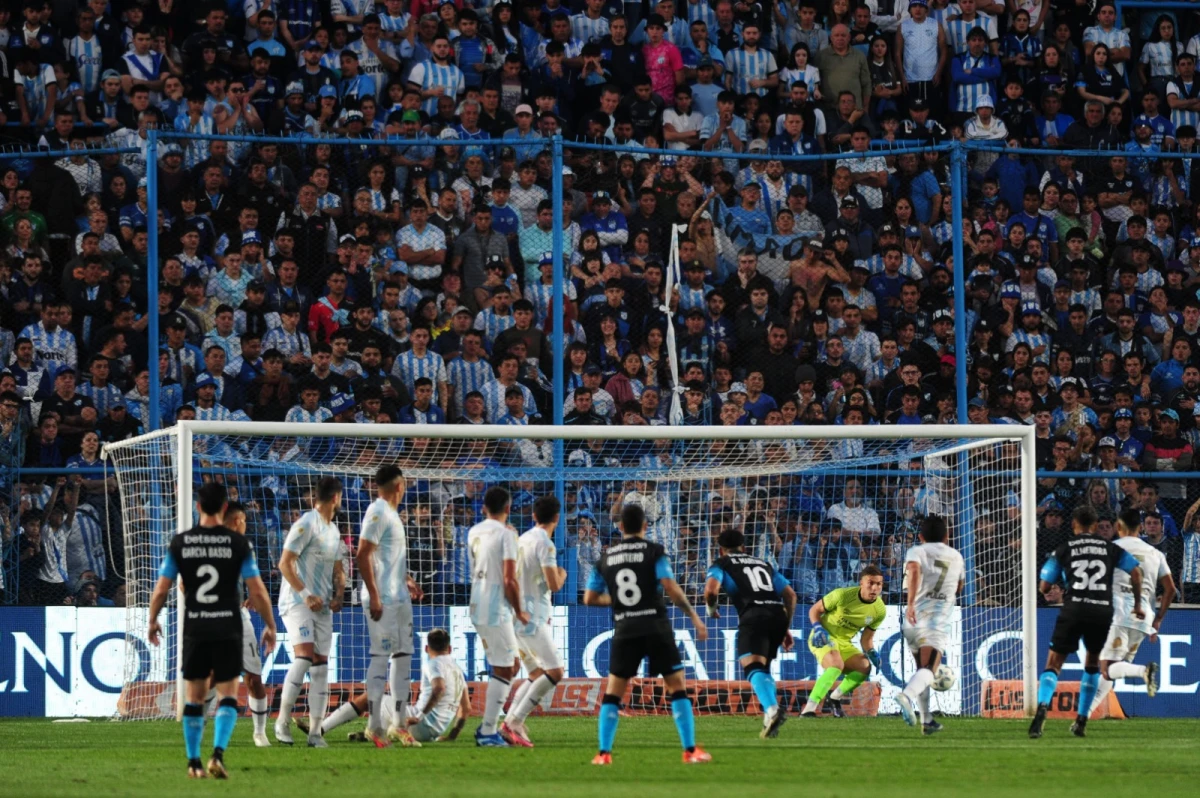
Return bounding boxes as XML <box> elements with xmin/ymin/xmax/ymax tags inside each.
<box><xmin>1044</xmin><ymin>534</ymin><xmax>1139</xmax><ymax>617</ymax></box>
<box><xmin>904</xmin><ymin>541</ymin><xmax>964</xmax><ymax>632</ymax></box>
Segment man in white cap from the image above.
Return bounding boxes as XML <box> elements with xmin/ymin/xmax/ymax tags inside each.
<box><xmin>502</xmin><ymin>104</ymin><xmax>544</xmax><ymax>163</ymax></box>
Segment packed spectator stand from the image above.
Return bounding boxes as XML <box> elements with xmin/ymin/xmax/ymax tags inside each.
<box><xmin>0</xmin><ymin>0</ymin><xmax>1197</xmax><ymax>612</ymax></box>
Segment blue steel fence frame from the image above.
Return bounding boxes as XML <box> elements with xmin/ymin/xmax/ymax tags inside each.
<box><xmin>113</xmin><ymin>132</ymin><xmax>1200</xmax><ymax>605</ymax></box>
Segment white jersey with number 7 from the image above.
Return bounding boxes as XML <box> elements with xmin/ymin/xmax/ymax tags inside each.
<box><xmin>904</xmin><ymin>542</ymin><xmax>965</xmax><ymax>631</ymax></box>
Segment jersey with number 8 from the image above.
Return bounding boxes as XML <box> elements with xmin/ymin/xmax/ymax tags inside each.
<box><xmin>904</xmin><ymin>542</ymin><xmax>965</xmax><ymax>631</ymax></box>
<box><xmin>590</xmin><ymin>538</ymin><xmax>673</xmax><ymax>638</ymax></box>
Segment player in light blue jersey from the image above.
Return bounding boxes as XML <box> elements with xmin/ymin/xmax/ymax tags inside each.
<box><xmin>275</xmin><ymin>477</ymin><xmax>346</xmax><ymax>748</ymax></box>
<box><xmin>895</xmin><ymin>516</ymin><xmax>964</xmax><ymax>735</ymax></box>
<box><xmin>468</xmin><ymin>486</ymin><xmax>528</xmax><ymax>746</ymax></box>
<box><xmin>356</xmin><ymin>465</ymin><xmax>425</xmax><ymax>748</ymax></box>
<box><xmin>500</xmin><ymin>496</ymin><xmax>567</xmax><ymax>747</ymax></box>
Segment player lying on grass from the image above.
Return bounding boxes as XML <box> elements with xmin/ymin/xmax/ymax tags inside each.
<box><xmin>1030</xmin><ymin>505</ymin><xmax>1143</xmax><ymax>739</ymax></box>
<box><xmin>298</xmin><ymin>628</ymin><xmax>470</xmax><ymax>743</ymax></box>
<box><xmin>703</xmin><ymin>528</ymin><xmax>797</xmax><ymax>739</ymax></box>
<box><xmin>800</xmin><ymin>566</ymin><xmax>886</xmax><ymax>717</ymax></box>
<box><xmin>148</xmin><ymin>483</ymin><xmax>277</xmax><ymax>779</ymax></box>
<box><xmin>584</xmin><ymin>503</ymin><xmax>711</xmax><ymax>765</ymax></box>
<box><xmin>1090</xmin><ymin>510</ymin><xmax>1175</xmax><ymax>716</ymax></box>
<box><xmin>895</xmin><ymin>515</ymin><xmax>963</xmax><ymax>736</ymax></box>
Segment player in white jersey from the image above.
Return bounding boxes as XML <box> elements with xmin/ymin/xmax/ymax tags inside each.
<box><xmin>356</xmin><ymin>464</ymin><xmax>424</xmax><ymax>748</ymax></box>
<box><xmin>468</xmin><ymin>485</ymin><xmax>529</xmax><ymax>746</ymax></box>
<box><xmin>222</xmin><ymin>502</ymin><xmax>272</xmax><ymax>747</ymax></box>
<box><xmin>499</xmin><ymin>496</ymin><xmax>567</xmax><ymax>748</ymax></box>
<box><xmin>896</xmin><ymin>516</ymin><xmax>964</xmax><ymax>735</ymax></box>
<box><xmin>275</xmin><ymin>477</ymin><xmax>346</xmax><ymax>748</ymax></box>
<box><xmin>1091</xmin><ymin>510</ymin><xmax>1176</xmax><ymax>714</ymax></box>
<box><xmin>311</xmin><ymin>628</ymin><xmax>472</xmax><ymax>743</ymax></box>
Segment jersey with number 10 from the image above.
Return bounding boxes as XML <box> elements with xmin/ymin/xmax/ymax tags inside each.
<box><xmin>160</xmin><ymin>525</ymin><xmax>259</xmax><ymax>641</ymax></box>
<box><xmin>904</xmin><ymin>542</ymin><xmax>964</xmax><ymax>631</ymax></box>
<box><xmin>589</xmin><ymin>537</ymin><xmax>673</xmax><ymax>638</ymax></box>
<box><xmin>707</xmin><ymin>554</ymin><xmax>789</xmax><ymax>615</ymax></box>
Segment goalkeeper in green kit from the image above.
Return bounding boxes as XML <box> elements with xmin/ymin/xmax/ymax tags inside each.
<box><xmin>800</xmin><ymin>566</ymin><xmax>887</xmax><ymax>717</ymax></box>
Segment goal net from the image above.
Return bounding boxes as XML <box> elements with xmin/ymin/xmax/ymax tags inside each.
<box><xmin>103</xmin><ymin>422</ymin><xmax>1036</xmax><ymax>720</ymax></box>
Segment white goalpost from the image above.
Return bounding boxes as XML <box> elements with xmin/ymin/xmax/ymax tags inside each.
<box><xmin>103</xmin><ymin>422</ymin><xmax>1038</xmax><ymax>720</ymax></box>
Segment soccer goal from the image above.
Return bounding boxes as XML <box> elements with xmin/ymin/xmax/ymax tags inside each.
<box><xmin>102</xmin><ymin>422</ymin><xmax>1038</xmax><ymax>720</ymax></box>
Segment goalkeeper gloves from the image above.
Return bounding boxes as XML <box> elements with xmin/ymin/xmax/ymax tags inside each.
<box><xmin>866</xmin><ymin>649</ymin><xmax>881</xmax><ymax>670</ymax></box>
<box><xmin>809</xmin><ymin>625</ymin><xmax>830</xmax><ymax>648</ymax></box>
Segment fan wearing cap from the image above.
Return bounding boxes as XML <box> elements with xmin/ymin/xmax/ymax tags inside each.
<box><xmin>638</xmin><ymin>13</ymin><xmax>685</xmax><ymax>104</ymax></box>
<box><xmin>1008</xmin><ymin>301</ymin><xmax>1050</xmax><ymax>364</ymax></box>
<box><xmin>963</xmin><ymin>92</ymin><xmax>1007</xmax><ymax>154</ymax></box>
<box><xmin>500</xmin><ymin>103</ymin><xmax>544</xmax><ymax>163</ymax></box>
<box><xmin>1048</xmin><ymin>378</ymin><xmax>1099</xmax><ymax>438</ymax></box>
<box><xmin>580</xmin><ymin>191</ymin><xmax>629</xmax><ymax>264</ymax></box>
<box><xmin>949</xmin><ymin>26</ymin><xmax>1000</xmax><ymax>122</ymax></box>
<box><xmin>699</xmin><ymin>89</ymin><xmax>749</xmax><ymax>172</ymax></box>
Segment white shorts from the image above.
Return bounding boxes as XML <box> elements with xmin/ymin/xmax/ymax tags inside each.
<box><xmin>282</xmin><ymin>605</ymin><xmax>333</xmax><ymax>657</ymax></box>
<box><xmin>475</xmin><ymin>622</ymin><xmax>519</xmax><ymax>668</ymax></box>
<box><xmin>241</xmin><ymin>608</ymin><xmax>262</xmax><ymax>676</ymax></box>
<box><xmin>903</xmin><ymin>623</ymin><xmax>949</xmax><ymax>655</ymax></box>
<box><xmin>404</xmin><ymin>705</ymin><xmax>444</xmax><ymax>743</ymax></box>
<box><xmin>366</xmin><ymin>602</ymin><xmax>414</xmax><ymax>658</ymax></box>
<box><xmin>1099</xmin><ymin>625</ymin><xmax>1146</xmax><ymax>663</ymax></box>
<box><xmin>516</xmin><ymin>622</ymin><xmax>563</xmax><ymax>673</ymax></box>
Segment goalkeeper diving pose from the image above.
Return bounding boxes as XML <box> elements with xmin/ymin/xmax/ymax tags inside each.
<box><xmin>703</xmin><ymin>529</ymin><xmax>797</xmax><ymax>739</ymax></box>
<box><xmin>800</xmin><ymin>566</ymin><xmax>887</xmax><ymax>717</ymax></box>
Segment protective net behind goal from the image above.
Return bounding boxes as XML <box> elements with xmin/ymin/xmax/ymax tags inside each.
<box><xmin>103</xmin><ymin>425</ymin><xmax>1030</xmax><ymax>719</ymax></box>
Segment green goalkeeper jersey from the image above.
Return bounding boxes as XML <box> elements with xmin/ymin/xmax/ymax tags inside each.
<box><xmin>819</xmin><ymin>586</ymin><xmax>887</xmax><ymax>644</ymax></box>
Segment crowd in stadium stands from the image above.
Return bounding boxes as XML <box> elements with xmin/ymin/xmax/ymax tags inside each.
<box><xmin>0</xmin><ymin>0</ymin><xmax>1199</xmax><ymax>608</ymax></box>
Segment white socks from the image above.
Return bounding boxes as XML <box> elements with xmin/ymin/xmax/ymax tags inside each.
<box><xmin>278</xmin><ymin>656</ymin><xmax>311</xmax><ymax>726</ymax></box>
<box><xmin>904</xmin><ymin>668</ymin><xmax>935</xmax><ymax>725</ymax></box>
<box><xmin>1108</xmin><ymin>662</ymin><xmax>1146</xmax><ymax>680</ymax></box>
<box><xmin>308</xmin><ymin>663</ymin><xmax>330</xmax><ymax>740</ymax></box>
<box><xmin>508</xmin><ymin>680</ymin><xmax>533</xmax><ymax>718</ymax></box>
<box><xmin>321</xmin><ymin>700</ymin><xmax>361</xmax><ymax>734</ymax></box>
<box><xmin>389</xmin><ymin>654</ymin><xmax>412</xmax><ymax>728</ymax></box>
<box><xmin>508</xmin><ymin>674</ymin><xmax>558</xmax><ymax>725</ymax></box>
<box><xmin>481</xmin><ymin>676</ymin><xmax>512</xmax><ymax>735</ymax></box>
<box><xmin>249</xmin><ymin>694</ymin><xmax>269</xmax><ymax>736</ymax></box>
<box><xmin>366</xmin><ymin>655</ymin><xmax>388</xmax><ymax>733</ymax></box>
<box><xmin>1092</xmin><ymin>677</ymin><xmax>1115</xmax><ymax>716</ymax></box>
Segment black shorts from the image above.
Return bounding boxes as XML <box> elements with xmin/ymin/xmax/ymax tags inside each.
<box><xmin>1049</xmin><ymin>611</ymin><xmax>1112</xmax><ymax>656</ymax></box>
<box><xmin>737</xmin><ymin>610</ymin><xmax>789</xmax><ymax>661</ymax></box>
<box><xmin>181</xmin><ymin>636</ymin><xmax>242</xmax><ymax>682</ymax></box>
<box><xmin>608</xmin><ymin>632</ymin><xmax>683</xmax><ymax>679</ymax></box>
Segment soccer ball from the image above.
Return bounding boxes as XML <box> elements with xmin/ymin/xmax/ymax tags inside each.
<box><xmin>932</xmin><ymin>664</ymin><xmax>956</xmax><ymax>692</ymax></box>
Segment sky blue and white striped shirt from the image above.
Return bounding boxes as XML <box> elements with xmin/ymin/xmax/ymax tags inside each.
<box><xmin>446</xmin><ymin>357</ymin><xmax>494</xmax><ymax>418</ymax></box>
<box><xmin>66</xmin><ymin>35</ymin><xmax>103</xmax><ymax>93</ymax></box>
<box><xmin>725</xmin><ymin>46</ymin><xmax>776</xmax><ymax>97</ymax></box>
<box><xmin>391</xmin><ymin>349</ymin><xmax>447</xmax><ymax>402</ymax></box>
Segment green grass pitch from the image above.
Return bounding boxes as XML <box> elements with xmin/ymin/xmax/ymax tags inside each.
<box><xmin>2</xmin><ymin>716</ymin><xmax>1198</xmax><ymax>797</ymax></box>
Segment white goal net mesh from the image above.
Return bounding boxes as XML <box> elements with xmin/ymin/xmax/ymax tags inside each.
<box><xmin>104</xmin><ymin>425</ymin><xmax>1030</xmax><ymax>719</ymax></box>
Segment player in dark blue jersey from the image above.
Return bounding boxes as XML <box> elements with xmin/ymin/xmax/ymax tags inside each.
<box><xmin>704</xmin><ymin>529</ymin><xmax>797</xmax><ymax>738</ymax></box>
<box><xmin>583</xmin><ymin>504</ymin><xmax>711</xmax><ymax>766</ymax></box>
<box><xmin>148</xmin><ymin>483</ymin><xmax>277</xmax><ymax>779</ymax></box>
<box><xmin>1029</xmin><ymin>505</ymin><xmax>1144</xmax><ymax>739</ymax></box>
